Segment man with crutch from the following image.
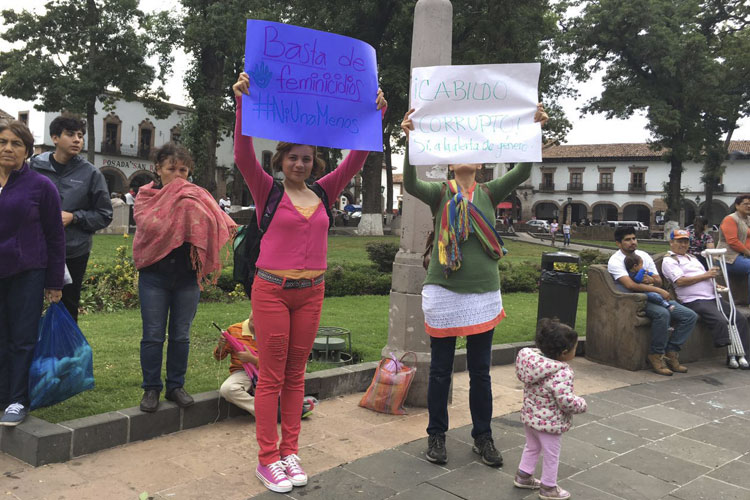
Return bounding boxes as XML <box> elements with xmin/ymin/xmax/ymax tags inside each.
<box><xmin>661</xmin><ymin>229</ymin><xmax>750</xmax><ymax>369</ymax></box>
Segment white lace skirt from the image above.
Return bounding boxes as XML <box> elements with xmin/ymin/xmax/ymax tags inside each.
<box><xmin>421</xmin><ymin>284</ymin><xmax>505</xmax><ymax>337</ymax></box>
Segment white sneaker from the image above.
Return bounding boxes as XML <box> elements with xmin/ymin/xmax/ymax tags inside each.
<box><xmin>255</xmin><ymin>461</ymin><xmax>293</xmax><ymax>493</ymax></box>
<box><xmin>282</xmin><ymin>453</ymin><xmax>308</xmax><ymax>486</ymax></box>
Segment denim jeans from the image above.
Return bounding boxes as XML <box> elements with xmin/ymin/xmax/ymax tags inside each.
<box><xmin>427</xmin><ymin>329</ymin><xmax>494</xmax><ymax>439</ymax></box>
<box><xmin>139</xmin><ymin>269</ymin><xmax>200</xmax><ymax>393</ymax></box>
<box><xmin>0</xmin><ymin>269</ymin><xmax>45</xmax><ymax>408</ymax></box>
<box><xmin>644</xmin><ymin>300</ymin><xmax>698</xmax><ymax>354</ymax></box>
<box><xmin>726</xmin><ymin>255</ymin><xmax>750</xmax><ymax>297</ymax></box>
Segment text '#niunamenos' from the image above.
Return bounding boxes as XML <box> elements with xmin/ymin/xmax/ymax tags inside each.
<box><xmin>251</xmin><ymin>94</ymin><xmax>360</xmax><ymax>133</ymax></box>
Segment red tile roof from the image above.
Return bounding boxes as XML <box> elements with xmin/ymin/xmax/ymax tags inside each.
<box><xmin>0</xmin><ymin>108</ymin><xmax>14</xmax><ymax>121</ymax></box>
<box><xmin>542</xmin><ymin>140</ymin><xmax>750</xmax><ymax>161</ymax></box>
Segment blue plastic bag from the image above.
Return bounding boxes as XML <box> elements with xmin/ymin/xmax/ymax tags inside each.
<box><xmin>28</xmin><ymin>303</ymin><xmax>95</xmax><ymax>410</ymax></box>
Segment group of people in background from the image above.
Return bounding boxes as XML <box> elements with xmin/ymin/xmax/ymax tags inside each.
<box><xmin>607</xmin><ymin>194</ymin><xmax>750</xmax><ymax>377</ymax></box>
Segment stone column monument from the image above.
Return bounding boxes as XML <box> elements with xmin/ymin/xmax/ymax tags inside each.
<box><xmin>383</xmin><ymin>0</ymin><xmax>453</xmax><ymax>407</ymax></box>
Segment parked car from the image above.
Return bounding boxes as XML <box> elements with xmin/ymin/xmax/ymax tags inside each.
<box><xmin>607</xmin><ymin>220</ymin><xmax>649</xmax><ymax>232</ymax></box>
<box><xmin>526</xmin><ymin>219</ymin><xmax>550</xmax><ymax>231</ymax></box>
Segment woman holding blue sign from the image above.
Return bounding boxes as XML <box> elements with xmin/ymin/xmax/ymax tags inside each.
<box><xmin>401</xmin><ymin>105</ymin><xmax>547</xmax><ymax>468</ymax></box>
<box><xmin>233</xmin><ymin>71</ymin><xmax>386</xmax><ymax>493</ymax></box>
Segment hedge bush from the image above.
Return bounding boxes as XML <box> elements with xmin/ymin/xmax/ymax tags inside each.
<box><xmin>79</xmin><ymin>246</ymin><xmax>244</xmax><ymax>314</ymax></box>
<box><xmin>325</xmin><ymin>263</ymin><xmax>392</xmax><ymax>296</ymax></box>
<box><xmin>365</xmin><ymin>242</ymin><xmax>399</xmax><ymax>272</ymax></box>
<box><xmin>499</xmin><ymin>260</ymin><xmax>541</xmax><ymax>293</ymax></box>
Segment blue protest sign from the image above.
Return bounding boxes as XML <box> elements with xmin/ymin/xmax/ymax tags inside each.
<box><xmin>242</xmin><ymin>20</ymin><xmax>382</xmax><ymax>151</ymax></box>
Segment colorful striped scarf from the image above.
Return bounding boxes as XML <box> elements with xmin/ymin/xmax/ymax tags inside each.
<box><xmin>437</xmin><ymin>180</ymin><xmax>505</xmax><ymax>277</ymax></box>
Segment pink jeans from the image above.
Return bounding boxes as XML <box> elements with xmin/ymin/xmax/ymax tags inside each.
<box><xmin>251</xmin><ymin>277</ymin><xmax>325</xmax><ymax>465</ymax></box>
<box><xmin>519</xmin><ymin>425</ymin><xmax>563</xmax><ymax>487</ymax></box>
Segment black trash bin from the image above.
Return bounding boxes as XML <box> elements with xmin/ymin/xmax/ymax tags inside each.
<box><xmin>537</xmin><ymin>252</ymin><xmax>582</xmax><ymax>328</ymax></box>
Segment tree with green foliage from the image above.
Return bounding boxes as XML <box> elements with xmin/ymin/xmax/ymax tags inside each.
<box><xmin>178</xmin><ymin>0</ymin><xmax>283</xmax><ymax>197</ymax></box>
<box><xmin>452</xmin><ymin>0</ymin><xmax>573</xmax><ymax>142</ymax></box>
<box><xmin>0</xmin><ymin>0</ymin><xmax>174</xmax><ymax>163</ymax></box>
<box><xmin>695</xmin><ymin>1</ymin><xmax>750</xmax><ymax>222</ymax></box>
<box><xmin>284</xmin><ymin>0</ymin><xmax>571</xmax><ymax>232</ymax></box>
<box><xmin>565</xmin><ymin>0</ymin><xmax>748</xmax><ymax>221</ymax></box>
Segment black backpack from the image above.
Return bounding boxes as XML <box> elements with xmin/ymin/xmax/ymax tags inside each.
<box><xmin>233</xmin><ymin>180</ymin><xmax>334</xmax><ymax>298</ymax></box>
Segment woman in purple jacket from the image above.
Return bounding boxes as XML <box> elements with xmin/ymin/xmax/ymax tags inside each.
<box><xmin>0</xmin><ymin>120</ymin><xmax>65</xmax><ymax>427</ymax></box>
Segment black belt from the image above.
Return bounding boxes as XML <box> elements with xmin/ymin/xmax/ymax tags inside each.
<box><xmin>256</xmin><ymin>269</ymin><xmax>325</xmax><ymax>289</ymax></box>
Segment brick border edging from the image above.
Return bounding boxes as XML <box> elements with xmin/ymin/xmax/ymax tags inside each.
<box><xmin>1</xmin><ymin>339</ymin><xmax>580</xmax><ymax>466</ymax></box>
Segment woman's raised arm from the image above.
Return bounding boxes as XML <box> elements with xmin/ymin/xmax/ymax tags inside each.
<box><xmin>233</xmin><ymin>72</ymin><xmax>273</xmax><ymax>215</ymax></box>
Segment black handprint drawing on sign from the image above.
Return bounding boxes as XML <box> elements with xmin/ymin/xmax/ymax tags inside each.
<box><xmin>250</xmin><ymin>62</ymin><xmax>273</xmax><ymax>89</ymax></box>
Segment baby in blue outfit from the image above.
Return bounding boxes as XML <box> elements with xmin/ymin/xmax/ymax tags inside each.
<box><xmin>624</xmin><ymin>254</ymin><xmax>674</xmax><ymax>311</ymax></box>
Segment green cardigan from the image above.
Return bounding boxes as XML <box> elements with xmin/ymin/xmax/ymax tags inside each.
<box><xmin>403</xmin><ymin>158</ymin><xmax>532</xmax><ymax>294</ymax></box>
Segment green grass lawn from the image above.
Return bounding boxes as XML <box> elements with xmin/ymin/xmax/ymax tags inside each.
<box><xmin>37</xmin><ymin>233</ymin><xmax>590</xmax><ymax>423</ymax></box>
<box><xmin>31</xmin><ymin>291</ymin><xmax>588</xmax><ymax>423</ymax></box>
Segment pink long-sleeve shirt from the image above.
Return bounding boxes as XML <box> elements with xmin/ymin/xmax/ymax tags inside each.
<box><xmin>233</xmin><ymin>96</ymin><xmax>371</xmax><ymax>270</ymax></box>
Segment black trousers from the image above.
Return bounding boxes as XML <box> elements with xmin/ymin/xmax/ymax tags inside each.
<box><xmin>0</xmin><ymin>269</ymin><xmax>45</xmax><ymax>408</ymax></box>
<box><xmin>427</xmin><ymin>329</ymin><xmax>494</xmax><ymax>439</ymax></box>
<box><xmin>683</xmin><ymin>299</ymin><xmax>750</xmax><ymax>351</ymax></box>
<box><xmin>62</xmin><ymin>253</ymin><xmax>90</xmax><ymax>323</ymax></box>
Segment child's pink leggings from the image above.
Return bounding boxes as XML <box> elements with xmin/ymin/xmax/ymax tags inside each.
<box><xmin>519</xmin><ymin>425</ymin><xmax>563</xmax><ymax>487</ymax></box>
<box><xmin>251</xmin><ymin>277</ymin><xmax>325</xmax><ymax>466</ymax></box>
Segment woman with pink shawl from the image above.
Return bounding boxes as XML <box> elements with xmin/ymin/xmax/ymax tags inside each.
<box><xmin>133</xmin><ymin>143</ymin><xmax>236</xmax><ymax>413</ymax></box>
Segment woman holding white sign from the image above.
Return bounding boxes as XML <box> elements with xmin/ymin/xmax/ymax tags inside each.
<box><xmin>233</xmin><ymin>72</ymin><xmax>386</xmax><ymax>494</ymax></box>
<box><xmin>401</xmin><ymin>105</ymin><xmax>547</xmax><ymax>469</ymax></box>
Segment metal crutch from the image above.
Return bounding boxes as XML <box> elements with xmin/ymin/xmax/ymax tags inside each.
<box><xmin>702</xmin><ymin>248</ymin><xmax>748</xmax><ymax>369</ymax></box>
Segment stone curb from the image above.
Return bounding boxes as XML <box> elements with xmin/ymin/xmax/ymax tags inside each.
<box><xmin>1</xmin><ymin>339</ymin><xmax>583</xmax><ymax>467</ymax></box>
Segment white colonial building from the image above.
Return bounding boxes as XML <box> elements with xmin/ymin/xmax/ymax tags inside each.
<box><xmin>495</xmin><ymin>141</ymin><xmax>750</xmax><ymax>227</ymax></box>
<box><xmin>9</xmin><ymin>96</ymin><xmax>282</xmax><ymax>200</ymax></box>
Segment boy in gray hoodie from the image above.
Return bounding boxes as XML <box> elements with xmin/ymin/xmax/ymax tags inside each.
<box><xmin>32</xmin><ymin>115</ymin><xmax>112</xmax><ymax>321</ymax></box>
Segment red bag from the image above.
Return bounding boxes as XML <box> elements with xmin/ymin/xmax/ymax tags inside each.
<box><xmin>359</xmin><ymin>352</ymin><xmax>417</xmax><ymax>415</ymax></box>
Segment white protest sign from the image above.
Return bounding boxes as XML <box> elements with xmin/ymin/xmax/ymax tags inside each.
<box><xmin>409</xmin><ymin>63</ymin><xmax>541</xmax><ymax>164</ymax></box>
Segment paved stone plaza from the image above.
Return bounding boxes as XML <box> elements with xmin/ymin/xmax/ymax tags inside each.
<box><xmin>2</xmin><ymin>358</ymin><xmax>749</xmax><ymax>499</ymax></box>
<box><xmin>258</xmin><ymin>367</ymin><xmax>750</xmax><ymax>500</ymax></box>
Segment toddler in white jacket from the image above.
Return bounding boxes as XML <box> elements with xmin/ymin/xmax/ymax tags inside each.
<box><xmin>514</xmin><ymin>318</ymin><xmax>587</xmax><ymax>500</ymax></box>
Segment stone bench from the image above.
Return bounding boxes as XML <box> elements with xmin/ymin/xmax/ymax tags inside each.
<box><xmin>585</xmin><ymin>261</ymin><xmax>750</xmax><ymax>371</ymax></box>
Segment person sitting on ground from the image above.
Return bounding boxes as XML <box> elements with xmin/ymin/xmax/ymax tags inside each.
<box><xmin>688</xmin><ymin>216</ymin><xmax>715</xmax><ymax>270</ymax></box>
<box><xmin>607</xmin><ymin>226</ymin><xmax>697</xmax><ymax>375</ymax></box>
<box><xmin>514</xmin><ymin>318</ymin><xmax>587</xmax><ymax>500</ymax></box>
<box><xmin>661</xmin><ymin>229</ymin><xmax>750</xmax><ymax>368</ymax></box>
<box><xmin>214</xmin><ymin>314</ymin><xmax>259</xmax><ymax>416</ymax></box>
<box><xmin>624</xmin><ymin>254</ymin><xmax>675</xmax><ymax>311</ymax></box>
<box><xmin>214</xmin><ymin>313</ymin><xmax>318</xmax><ymax>418</ymax></box>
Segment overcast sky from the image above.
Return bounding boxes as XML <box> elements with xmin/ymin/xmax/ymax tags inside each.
<box><xmin>1</xmin><ymin>0</ymin><xmax>748</xmax><ymax>147</ymax></box>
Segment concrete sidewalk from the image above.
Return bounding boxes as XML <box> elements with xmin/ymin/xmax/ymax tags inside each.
<box><xmin>2</xmin><ymin>358</ymin><xmax>748</xmax><ymax>499</ymax></box>
<box><xmin>261</xmin><ymin>364</ymin><xmax>750</xmax><ymax>500</ymax></box>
